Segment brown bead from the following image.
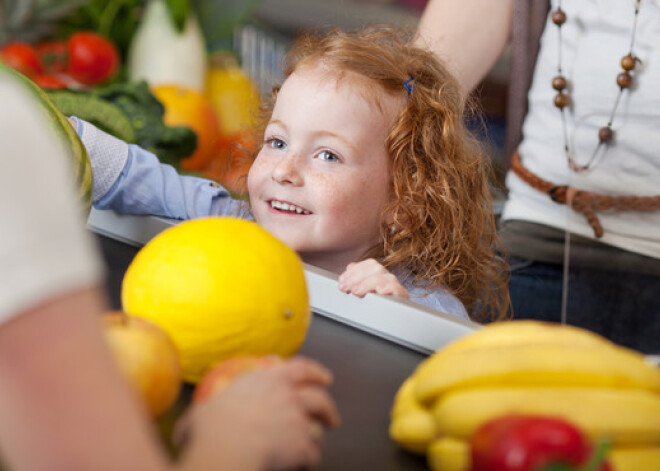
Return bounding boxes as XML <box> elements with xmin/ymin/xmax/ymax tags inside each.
<box><xmin>552</xmin><ymin>75</ymin><xmax>568</xmax><ymax>91</ymax></box>
<box><xmin>621</xmin><ymin>54</ymin><xmax>636</xmax><ymax>71</ymax></box>
<box><xmin>554</xmin><ymin>92</ymin><xmax>570</xmax><ymax>109</ymax></box>
<box><xmin>617</xmin><ymin>72</ymin><xmax>633</xmax><ymax>89</ymax></box>
<box><xmin>598</xmin><ymin>126</ymin><xmax>614</xmax><ymax>143</ymax></box>
<box><xmin>551</xmin><ymin>9</ymin><xmax>567</xmax><ymax>26</ymax></box>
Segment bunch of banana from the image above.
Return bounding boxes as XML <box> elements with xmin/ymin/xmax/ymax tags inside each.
<box><xmin>389</xmin><ymin>320</ymin><xmax>660</xmax><ymax>470</ymax></box>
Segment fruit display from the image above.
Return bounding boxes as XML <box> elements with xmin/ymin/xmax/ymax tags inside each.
<box><xmin>121</xmin><ymin>217</ymin><xmax>310</xmax><ymax>383</ymax></box>
<box><xmin>1</xmin><ymin>32</ymin><xmax>120</xmax><ymax>89</ymax></box>
<box><xmin>205</xmin><ymin>52</ymin><xmax>260</xmax><ymax>139</ymax></box>
<box><xmin>389</xmin><ymin>320</ymin><xmax>660</xmax><ymax>470</ymax></box>
<box><xmin>47</xmin><ymin>81</ymin><xmax>197</xmax><ymax>169</ymax></box>
<box><xmin>0</xmin><ymin>63</ymin><xmax>92</xmax><ymax>212</ymax></box>
<box><xmin>1</xmin><ymin>0</ymin><xmax>261</xmax><ymax>182</ymax></box>
<box><xmin>101</xmin><ymin>312</ymin><xmax>181</xmax><ymax>417</ymax></box>
<box><xmin>200</xmin><ymin>52</ymin><xmax>261</xmax><ymax>195</ymax></box>
<box><xmin>151</xmin><ymin>84</ymin><xmax>220</xmax><ymax>171</ymax></box>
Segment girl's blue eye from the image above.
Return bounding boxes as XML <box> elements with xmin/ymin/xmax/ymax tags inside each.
<box><xmin>267</xmin><ymin>138</ymin><xmax>287</xmax><ymax>150</ymax></box>
<box><xmin>317</xmin><ymin>150</ymin><xmax>339</xmax><ymax>162</ymax></box>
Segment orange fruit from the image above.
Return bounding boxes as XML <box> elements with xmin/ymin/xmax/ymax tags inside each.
<box><xmin>202</xmin><ymin>130</ymin><xmax>256</xmax><ymax>196</ymax></box>
<box><xmin>152</xmin><ymin>84</ymin><xmax>220</xmax><ymax>171</ymax></box>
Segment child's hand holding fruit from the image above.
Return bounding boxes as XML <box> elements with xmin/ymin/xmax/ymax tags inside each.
<box><xmin>178</xmin><ymin>357</ymin><xmax>341</xmax><ymax>470</ymax></box>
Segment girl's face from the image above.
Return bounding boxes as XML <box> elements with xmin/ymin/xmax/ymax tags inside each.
<box><xmin>247</xmin><ymin>63</ymin><xmax>402</xmax><ymax>273</ymax></box>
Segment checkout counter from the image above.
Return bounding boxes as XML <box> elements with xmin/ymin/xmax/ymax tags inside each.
<box><xmin>89</xmin><ymin>208</ymin><xmax>479</xmax><ymax>470</ymax></box>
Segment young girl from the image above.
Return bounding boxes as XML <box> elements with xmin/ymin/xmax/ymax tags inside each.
<box><xmin>75</xmin><ymin>26</ymin><xmax>509</xmax><ymax>321</ymax></box>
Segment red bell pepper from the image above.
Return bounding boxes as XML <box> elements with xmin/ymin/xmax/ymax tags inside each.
<box><xmin>470</xmin><ymin>415</ymin><xmax>611</xmax><ymax>471</ymax></box>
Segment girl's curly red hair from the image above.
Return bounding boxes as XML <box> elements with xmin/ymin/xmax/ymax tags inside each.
<box><xmin>255</xmin><ymin>26</ymin><xmax>510</xmax><ymax>321</ymax></box>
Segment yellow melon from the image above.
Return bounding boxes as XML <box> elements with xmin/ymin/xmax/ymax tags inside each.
<box><xmin>122</xmin><ymin>217</ymin><xmax>310</xmax><ymax>383</ymax></box>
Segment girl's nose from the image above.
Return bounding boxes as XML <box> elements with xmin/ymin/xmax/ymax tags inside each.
<box><xmin>272</xmin><ymin>152</ymin><xmax>303</xmax><ymax>186</ymax></box>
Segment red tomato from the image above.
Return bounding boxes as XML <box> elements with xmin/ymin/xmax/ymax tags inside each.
<box><xmin>470</xmin><ymin>415</ymin><xmax>611</xmax><ymax>471</ymax></box>
<box><xmin>32</xmin><ymin>74</ymin><xmax>68</xmax><ymax>90</ymax></box>
<box><xmin>66</xmin><ymin>32</ymin><xmax>119</xmax><ymax>85</ymax></box>
<box><xmin>36</xmin><ymin>40</ymin><xmax>68</xmax><ymax>74</ymax></box>
<box><xmin>0</xmin><ymin>42</ymin><xmax>44</xmax><ymax>77</ymax></box>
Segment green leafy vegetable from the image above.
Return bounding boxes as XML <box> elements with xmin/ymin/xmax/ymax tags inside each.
<box><xmin>47</xmin><ymin>81</ymin><xmax>196</xmax><ymax>169</ymax></box>
<box><xmin>47</xmin><ymin>90</ymin><xmax>137</xmax><ymax>143</ymax></box>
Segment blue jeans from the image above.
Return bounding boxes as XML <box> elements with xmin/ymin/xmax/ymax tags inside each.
<box><xmin>508</xmin><ymin>257</ymin><xmax>660</xmax><ymax>354</ymax></box>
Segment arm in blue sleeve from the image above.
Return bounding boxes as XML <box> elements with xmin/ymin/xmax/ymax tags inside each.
<box><xmin>73</xmin><ymin>117</ymin><xmax>250</xmax><ymax>220</ymax></box>
<box><xmin>94</xmin><ymin>145</ymin><xmax>249</xmax><ymax>220</ymax></box>
<box><xmin>405</xmin><ymin>283</ymin><xmax>470</xmax><ymax>320</ymax></box>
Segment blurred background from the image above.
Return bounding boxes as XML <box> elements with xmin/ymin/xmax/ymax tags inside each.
<box><xmin>0</xmin><ymin>0</ymin><xmax>508</xmax><ymax>194</ymax></box>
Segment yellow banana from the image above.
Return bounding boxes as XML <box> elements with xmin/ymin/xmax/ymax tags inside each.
<box><xmin>391</xmin><ymin>321</ymin><xmax>660</xmax><ymax>464</ymax></box>
<box><xmin>427</xmin><ymin>436</ymin><xmax>470</xmax><ymax>471</ymax></box>
<box><xmin>436</xmin><ymin>320</ymin><xmax>618</xmax><ymax>356</ymax></box>
<box><xmin>390</xmin><ymin>376</ymin><xmax>436</xmax><ymax>454</ymax></box>
<box><xmin>609</xmin><ymin>446</ymin><xmax>660</xmax><ymax>471</ymax></box>
<box><xmin>389</xmin><ymin>408</ymin><xmax>436</xmax><ymax>455</ymax></box>
<box><xmin>433</xmin><ymin>386</ymin><xmax>660</xmax><ymax>446</ymax></box>
<box><xmin>391</xmin><ymin>375</ymin><xmax>420</xmax><ymax>419</ymax></box>
<box><xmin>414</xmin><ymin>342</ymin><xmax>660</xmax><ymax>403</ymax></box>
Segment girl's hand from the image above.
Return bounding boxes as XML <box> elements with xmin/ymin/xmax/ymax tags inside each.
<box><xmin>338</xmin><ymin>258</ymin><xmax>409</xmax><ymax>299</ymax></box>
<box><xmin>176</xmin><ymin>357</ymin><xmax>340</xmax><ymax>471</ymax></box>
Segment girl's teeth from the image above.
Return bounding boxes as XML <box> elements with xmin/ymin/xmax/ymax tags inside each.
<box><xmin>270</xmin><ymin>200</ymin><xmax>310</xmax><ymax>214</ymax></box>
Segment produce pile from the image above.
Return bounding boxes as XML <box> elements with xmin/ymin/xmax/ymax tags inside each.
<box><xmin>99</xmin><ymin>217</ymin><xmax>311</xmax><ymax>423</ymax></box>
<box><xmin>389</xmin><ymin>320</ymin><xmax>660</xmax><ymax>470</ymax></box>
<box><xmin>121</xmin><ymin>217</ymin><xmax>311</xmax><ymax>384</ymax></box>
<box><xmin>0</xmin><ymin>0</ymin><xmax>261</xmax><ymax>195</ymax></box>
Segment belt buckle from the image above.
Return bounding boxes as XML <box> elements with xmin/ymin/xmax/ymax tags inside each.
<box><xmin>549</xmin><ymin>185</ymin><xmax>568</xmax><ymax>204</ymax></box>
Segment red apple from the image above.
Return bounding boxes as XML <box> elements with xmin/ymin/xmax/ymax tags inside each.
<box><xmin>102</xmin><ymin>312</ymin><xmax>182</xmax><ymax>417</ymax></box>
<box><xmin>193</xmin><ymin>355</ymin><xmax>282</xmax><ymax>404</ymax></box>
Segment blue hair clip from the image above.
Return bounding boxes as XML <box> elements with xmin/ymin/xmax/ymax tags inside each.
<box><xmin>404</xmin><ymin>76</ymin><xmax>417</xmax><ymax>93</ymax></box>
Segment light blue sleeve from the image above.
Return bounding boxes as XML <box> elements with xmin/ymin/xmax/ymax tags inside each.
<box><xmin>74</xmin><ymin>118</ymin><xmax>250</xmax><ymax>221</ymax></box>
<box><xmin>404</xmin><ymin>282</ymin><xmax>470</xmax><ymax>320</ymax></box>
<box><xmin>95</xmin><ymin>147</ymin><xmax>250</xmax><ymax>220</ymax></box>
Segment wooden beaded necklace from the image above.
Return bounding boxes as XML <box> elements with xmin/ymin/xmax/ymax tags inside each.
<box><xmin>551</xmin><ymin>0</ymin><xmax>642</xmax><ymax>173</ymax></box>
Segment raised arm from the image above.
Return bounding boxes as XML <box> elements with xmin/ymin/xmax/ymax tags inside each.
<box><xmin>415</xmin><ymin>0</ymin><xmax>514</xmax><ymax>92</ymax></box>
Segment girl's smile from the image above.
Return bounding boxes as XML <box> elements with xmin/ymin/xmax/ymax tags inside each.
<box><xmin>267</xmin><ymin>199</ymin><xmax>312</xmax><ymax>215</ymax></box>
<box><xmin>247</xmin><ymin>62</ymin><xmax>404</xmax><ymax>273</ymax></box>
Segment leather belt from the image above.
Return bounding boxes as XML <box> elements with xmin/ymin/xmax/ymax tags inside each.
<box><xmin>510</xmin><ymin>151</ymin><xmax>660</xmax><ymax>238</ymax></box>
